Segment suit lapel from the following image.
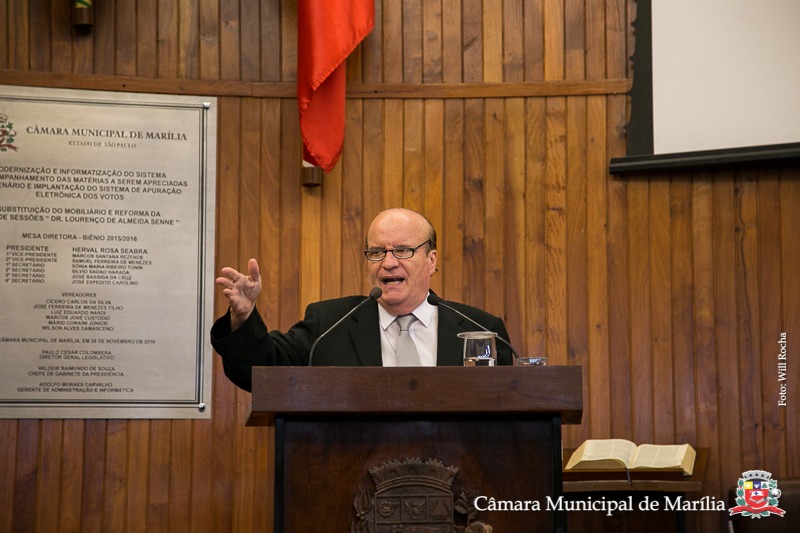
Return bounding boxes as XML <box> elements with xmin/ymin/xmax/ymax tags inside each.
<box><xmin>347</xmin><ymin>300</ymin><xmax>383</xmax><ymax>366</ymax></box>
<box><xmin>436</xmin><ymin>305</ymin><xmax>470</xmax><ymax>365</ymax></box>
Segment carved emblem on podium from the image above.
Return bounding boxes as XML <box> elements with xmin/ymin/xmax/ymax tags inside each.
<box><xmin>352</xmin><ymin>458</ymin><xmax>492</xmax><ymax>533</ymax></box>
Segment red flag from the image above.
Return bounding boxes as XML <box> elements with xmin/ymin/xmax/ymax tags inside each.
<box><xmin>298</xmin><ymin>0</ymin><xmax>374</xmax><ymax>172</ymax></box>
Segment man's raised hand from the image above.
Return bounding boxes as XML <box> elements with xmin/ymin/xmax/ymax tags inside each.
<box><xmin>215</xmin><ymin>258</ymin><xmax>261</xmax><ymax>329</ymax></box>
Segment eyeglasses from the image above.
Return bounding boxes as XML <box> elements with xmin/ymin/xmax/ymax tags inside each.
<box><xmin>364</xmin><ymin>239</ymin><xmax>431</xmax><ymax>261</ymax></box>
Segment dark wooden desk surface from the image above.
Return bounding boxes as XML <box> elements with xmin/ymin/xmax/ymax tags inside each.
<box><xmin>562</xmin><ymin>447</ymin><xmax>709</xmax><ymax>494</ymax></box>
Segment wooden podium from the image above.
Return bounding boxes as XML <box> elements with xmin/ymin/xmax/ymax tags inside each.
<box><xmin>248</xmin><ymin>365</ymin><xmax>582</xmax><ymax>532</ymax></box>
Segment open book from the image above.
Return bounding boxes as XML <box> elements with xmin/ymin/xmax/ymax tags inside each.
<box><xmin>564</xmin><ymin>439</ymin><xmax>696</xmax><ymax>476</ymax></box>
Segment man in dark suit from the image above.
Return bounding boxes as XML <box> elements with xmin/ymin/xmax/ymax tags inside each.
<box><xmin>211</xmin><ymin>208</ymin><xmax>513</xmax><ymax>391</ymax></box>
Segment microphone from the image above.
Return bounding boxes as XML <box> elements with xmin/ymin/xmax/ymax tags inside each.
<box><xmin>426</xmin><ymin>293</ymin><xmax>521</xmax><ymax>362</ymax></box>
<box><xmin>308</xmin><ymin>287</ymin><xmax>382</xmax><ymax>366</ymax></box>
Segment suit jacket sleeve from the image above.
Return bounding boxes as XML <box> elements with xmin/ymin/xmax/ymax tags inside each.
<box><xmin>210</xmin><ymin>297</ymin><xmax>380</xmax><ymax>391</ymax></box>
<box><xmin>210</xmin><ymin>305</ymin><xmax>316</xmax><ymax>391</ymax></box>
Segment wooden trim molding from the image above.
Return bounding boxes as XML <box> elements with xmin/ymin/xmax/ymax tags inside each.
<box><xmin>0</xmin><ymin>70</ymin><xmax>631</xmax><ymax>99</ymax></box>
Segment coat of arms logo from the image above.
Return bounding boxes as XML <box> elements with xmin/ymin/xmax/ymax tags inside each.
<box><xmin>0</xmin><ymin>113</ymin><xmax>19</xmax><ymax>152</ymax></box>
<box><xmin>729</xmin><ymin>470</ymin><xmax>786</xmax><ymax>519</ymax></box>
<box><xmin>352</xmin><ymin>458</ymin><xmax>493</xmax><ymax>533</ymax></box>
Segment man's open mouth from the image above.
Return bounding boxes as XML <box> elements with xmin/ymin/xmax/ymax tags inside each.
<box><xmin>381</xmin><ymin>276</ymin><xmax>405</xmax><ymax>285</ymax></box>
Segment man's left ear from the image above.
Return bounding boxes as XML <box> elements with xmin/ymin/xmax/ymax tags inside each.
<box><xmin>428</xmin><ymin>249</ymin><xmax>438</xmax><ymax>272</ymax></box>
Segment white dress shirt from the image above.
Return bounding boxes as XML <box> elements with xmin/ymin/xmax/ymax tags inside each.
<box><xmin>377</xmin><ymin>295</ymin><xmax>439</xmax><ymax>366</ymax></box>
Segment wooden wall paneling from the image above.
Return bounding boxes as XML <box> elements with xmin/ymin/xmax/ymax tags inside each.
<box><xmin>123</xmin><ymin>420</ymin><xmax>148</xmax><ymax>531</ymax></box>
<box><xmin>423</xmin><ymin>100</ymin><xmax>444</xmax><ymax>215</ymax></box>
<box><xmin>650</xmin><ymin>178</ymin><xmax>674</xmax><ymax>443</ymax></box>
<box><xmin>50</xmin><ymin>2</ymin><xmax>72</xmax><ymax>74</ymax></box>
<box><xmin>0</xmin><ymin>3</ymin><xmax>7</xmax><ymax>69</ymax></box>
<box><xmin>145</xmin><ymin>420</ymin><xmax>170</xmax><ymax>531</ymax></box>
<box><xmin>13</xmin><ymin>419</ymin><xmax>38</xmax><ymax>532</ymax></box>
<box><xmin>670</xmin><ymin>180</ymin><xmax>696</xmax><ymax>445</ymax></box>
<box><xmin>402</xmin><ymin>0</ymin><xmax>422</xmax><ymax>84</ymax></box>
<box><xmin>402</xmin><ymin>99</ymin><xmax>424</xmax><ymax>211</ymax></box>
<box><xmin>628</xmin><ymin>178</ymin><xmax>654</xmax><ymax>444</ymax></box>
<box><xmin>211</xmin><ymin>95</ymin><xmax>242</xmax><ymax>533</ymax></box>
<box><xmin>180</xmin><ymin>0</ymin><xmax>200</xmax><ymax>79</ymax></box>
<box><xmin>781</xmin><ymin>172</ymin><xmax>800</xmax><ymax>475</ymax></box>
<box><xmin>566</xmin><ymin>95</ymin><xmax>588</xmax><ymax>444</ymax></box>
<box><xmin>503</xmin><ymin>0</ymin><xmax>524</xmax><ymax>82</ymax></box>
<box><xmin>462</xmin><ymin>0</ymin><xmax>482</xmax><ymax>83</ymax></box>
<box><xmin>93</xmin><ymin>0</ymin><xmax>115</xmax><ymax>76</ymax></box>
<box><xmin>6</xmin><ymin>0</ymin><xmax>27</xmax><ymax>70</ymax></box>
<box><xmin>756</xmin><ymin>177</ymin><xmax>785</xmax><ymax>473</ymax></box>
<box><xmin>252</xmin><ymin>425</ymin><xmax>273</xmax><ymax>532</ymax></box>
<box><xmin>37</xmin><ymin>420</ymin><xmax>62</xmax><ymax>533</ymax></box>
<box><xmin>544</xmin><ymin>97</ymin><xmax>566</xmax><ymax>365</ymax></box>
<box><xmin>158</xmin><ymin>1</ymin><xmax>179</xmax><ymax>78</ymax></box>
<box><xmin>215</xmin><ymin>95</ymin><xmax>241</xmax><ymax>314</ymax></box>
<box><xmin>210</xmin><ymin>379</ymin><xmax>234</xmax><ymax>533</ymax></box>
<box><xmin>735</xmin><ymin>176</ymin><xmax>763</xmax><ymax>469</ymax></box>
<box><xmin>423</xmin><ymin>99</ymin><xmax>444</xmax><ymax>296</ymax></box>
<box><xmin>258</xmin><ymin>99</ymin><xmax>283</xmax><ymax>330</ymax></box>
<box><xmin>318</xmin><ymin>138</ymin><xmax>343</xmax><ymax>301</ymax></box>
<box><xmin>564</xmin><ymin>0</ymin><xmax>585</xmax><ymax>80</ymax></box>
<box><xmin>523</xmin><ymin>0</ymin><xmax>545</xmax><ymax>81</ymax></box>
<box><xmin>713</xmin><ymin>176</ymin><xmax>743</xmax><ymax>477</ymax></box>
<box><xmin>232</xmin><ymin>410</ymin><xmax>258</xmax><ymax>533</ymax></box>
<box><xmin>80</xmin><ymin>420</ymin><xmax>106</xmax><ymax>532</ymax></box>
<box><xmin>463</xmin><ymin>98</ymin><xmax>486</xmax><ymax>310</ymax></box>
<box><xmin>504</xmin><ymin>97</ymin><xmax>526</xmax><ymax>355</ymax></box>
<box><xmin>422</xmin><ymin>0</ymin><xmax>442</xmax><ymax>83</ymax></box>
<box><xmin>543</xmin><ymin>0</ymin><xmax>564</xmax><ymax>80</ymax></box>
<box><xmin>461</xmin><ymin>0</ymin><xmax>483</xmax><ymax>82</ymax></box>
<box><xmin>692</xmin><ymin>175</ymin><xmax>723</xmax><ymax>532</ymax></box>
<box><xmin>101</xmin><ymin>420</ymin><xmax>128</xmax><ymax>532</ymax></box>
<box><xmin>190</xmin><ymin>409</ymin><xmax>213</xmax><ymax>531</ymax></box>
<box><xmin>59</xmin><ymin>420</ymin><xmax>85</xmax><ymax>532</ymax></box>
<box><xmin>73</xmin><ymin>8</ymin><xmax>94</xmax><ymax>75</ymax></box>
<box><xmin>260</xmin><ymin>0</ymin><xmax>282</xmax><ymax>82</ymax></box>
<box><xmin>484</xmin><ymin>98</ymin><xmax>505</xmax><ymax>318</ymax></box>
<box><xmin>28</xmin><ymin>0</ymin><xmax>50</xmax><ymax>72</ymax></box>
<box><xmin>298</xmin><ymin>140</ymin><xmax>321</xmax><ymax>306</ymax></box>
<box><xmin>233</xmin><ymin>96</ymin><xmax>265</xmax><ymax>532</ymax></box>
<box><xmin>361</xmin><ymin>100</ymin><xmax>384</xmax><ymax>231</ymax></box>
<box><xmin>116</xmin><ymin>0</ymin><xmax>136</xmax><ymax>76</ymax></box>
<box><xmin>565</xmin><ymin>98</ymin><xmax>587</xmax><ymax>335</ymax></box>
<box><xmin>606</xmin><ymin>94</ymin><xmax>633</xmax><ymax>441</ymax></box>
<box><xmin>541</xmin><ymin>89</ymin><xmax>576</xmax><ymax>444</ymax></box>
<box><xmin>0</xmin><ymin>420</ymin><xmax>16</xmax><ymax>532</ymax></box>
<box><xmin>341</xmin><ymin>99</ymin><xmax>364</xmax><ymax>297</ymax></box>
<box><xmin>441</xmin><ymin>0</ymin><xmax>462</xmax><ymax>82</ymax></box>
<box><xmin>280</xmin><ymin>0</ymin><xmax>297</xmax><ymax>81</ymax></box>
<box><xmin>585</xmin><ymin>0</ymin><xmax>605</xmax><ymax>80</ymax></box>
<box><xmin>586</xmin><ymin>95</ymin><xmax>610</xmax><ymax>439</ymax></box>
<box><xmin>442</xmin><ymin>99</ymin><xmax>465</xmax><ymax>302</ymax></box>
<box><xmin>382</xmin><ymin>100</ymin><xmax>404</xmax><ymax>208</ymax></box>
<box><xmin>240</xmin><ymin>96</ymin><xmax>263</xmax><ymax>303</ymax></box>
<box><xmin>604</xmin><ymin>0</ymin><xmax>629</xmax><ymax>100</ymax></box>
<box><xmin>240</xmin><ymin>0</ymin><xmax>261</xmax><ymax>82</ymax></box>
<box><xmin>483</xmin><ymin>0</ymin><xmax>503</xmax><ymax>83</ymax></box>
<box><xmin>169</xmin><ymin>421</ymin><xmax>194</xmax><ymax>533</ymax></box>
<box><xmin>278</xmin><ymin>97</ymin><xmax>301</xmax><ymax>329</ymax></box>
<box><xmin>524</xmin><ymin>97</ymin><xmax>547</xmax><ymax>359</ymax></box>
<box><xmin>381</xmin><ymin>0</ymin><xmax>401</xmax><ymax>83</ymax></box>
<box><xmin>220</xmin><ymin>0</ymin><xmax>241</xmax><ymax>81</ymax></box>
<box><xmin>136</xmin><ymin>0</ymin><xmax>157</xmax><ymax>78</ymax></box>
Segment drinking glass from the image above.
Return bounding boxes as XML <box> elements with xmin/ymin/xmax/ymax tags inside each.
<box><xmin>458</xmin><ymin>331</ymin><xmax>498</xmax><ymax>366</ymax></box>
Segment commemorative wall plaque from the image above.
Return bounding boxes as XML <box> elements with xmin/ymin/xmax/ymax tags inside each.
<box><xmin>0</xmin><ymin>85</ymin><xmax>216</xmax><ymax>418</ymax></box>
